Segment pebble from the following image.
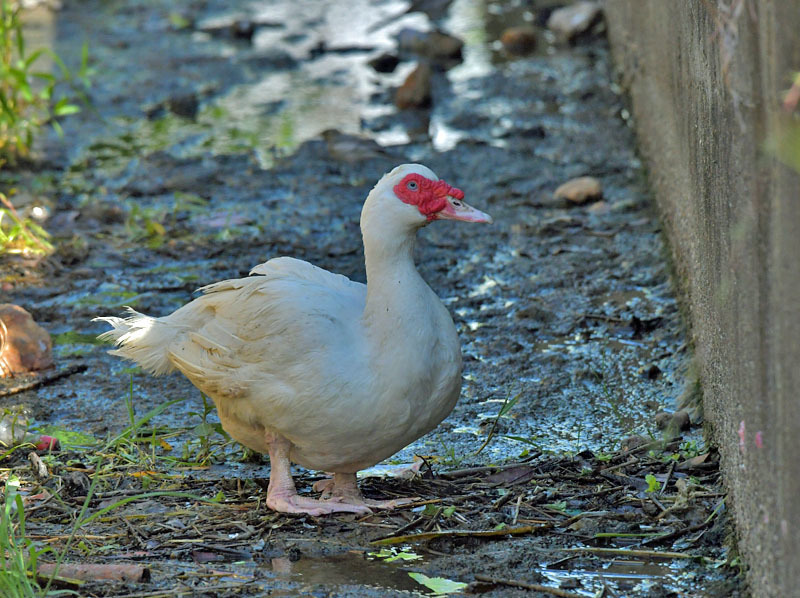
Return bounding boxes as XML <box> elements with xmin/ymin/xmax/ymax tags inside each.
<box><xmin>587</xmin><ymin>200</ymin><xmax>610</xmax><ymax>214</ymax></box>
<box><xmin>0</xmin><ymin>304</ymin><xmax>53</xmax><ymax>377</ymax></box>
<box><xmin>500</xmin><ymin>26</ymin><xmax>538</xmax><ymax>56</ymax></box>
<box><xmin>397</xmin><ymin>28</ymin><xmax>463</xmax><ymax>63</ymax></box>
<box><xmin>547</xmin><ymin>1</ymin><xmax>602</xmax><ymax>41</ymax></box>
<box><xmin>655</xmin><ymin>410</ymin><xmax>692</xmax><ymax>432</ymax></box>
<box><xmin>320</xmin><ymin>129</ymin><xmax>397</xmax><ymax>163</ymax></box>
<box><xmin>395</xmin><ymin>63</ymin><xmax>432</xmax><ymax>110</ymax></box>
<box><xmin>554</xmin><ymin>176</ymin><xmax>603</xmax><ymax>205</ymax></box>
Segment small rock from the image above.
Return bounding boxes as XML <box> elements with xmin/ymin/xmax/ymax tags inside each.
<box><xmin>320</xmin><ymin>129</ymin><xmax>398</xmax><ymax>163</ymax></box>
<box><xmin>230</xmin><ymin>19</ymin><xmax>256</xmax><ymax>41</ymax></box>
<box><xmin>395</xmin><ymin>63</ymin><xmax>432</xmax><ymax>110</ymax></box>
<box><xmin>654</xmin><ymin>411</ymin><xmax>672</xmax><ymax>430</ymax></box>
<box><xmin>80</xmin><ymin>200</ymin><xmax>125</xmax><ymax>225</ymax></box>
<box><xmin>500</xmin><ymin>26</ymin><xmax>538</xmax><ymax>56</ymax></box>
<box><xmin>655</xmin><ymin>410</ymin><xmax>692</xmax><ymax>433</ymax></box>
<box><xmin>166</xmin><ymin>92</ymin><xmax>200</xmax><ymax>119</ymax></box>
<box><xmin>672</xmin><ymin>410</ymin><xmax>691</xmax><ymax>431</ymax></box>
<box><xmin>622</xmin><ymin>435</ymin><xmax>649</xmax><ymax>451</ymax></box>
<box><xmin>397</xmin><ymin>28</ymin><xmax>463</xmax><ymax>68</ymax></box>
<box><xmin>554</xmin><ymin>176</ymin><xmax>603</xmax><ymax>205</ymax></box>
<box><xmin>639</xmin><ymin>364</ymin><xmax>661</xmax><ymax>380</ymax></box>
<box><xmin>547</xmin><ymin>1</ymin><xmax>602</xmax><ymax>41</ymax></box>
<box><xmin>0</xmin><ymin>304</ymin><xmax>53</xmax><ymax>377</ymax></box>
<box><xmin>587</xmin><ymin>200</ymin><xmax>610</xmax><ymax>214</ymax></box>
<box><xmin>514</xmin><ymin>303</ymin><xmax>555</xmax><ymax>323</ymax></box>
<box><xmin>368</xmin><ymin>52</ymin><xmax>400</xmax><ymax>73</ymax></box>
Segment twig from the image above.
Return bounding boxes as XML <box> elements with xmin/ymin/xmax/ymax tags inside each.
<box><xmin>0</xmin><ymin>364</ymin><xmax>88</xmax><ymax>397</ymax></box>
<box><xmin>110</xmin><ymin>581</ymin><xmax>256</xmax><ymax>598</ymax></box>
<box><xmin>583</xmin><ymin>313</ymin><xmax>625</xmax><ymax>323</ymax></box>
<box><xmin>381</xmin><ymin>516</ymin><xmax>425</xmax><ymax>539</ymax></box>
<box><xmin>371</xmin><ymin>524</ymin><xmax>550</xmax><ymax>545</ymax></box>
<box><xmin>441</xmin><ymin>460</ymin><xmax>541</xmax><ymax>480</ymax></box>
<box><xmin>474</xmin><ymin>574</ymin><xmax>585</xmax><ymax>598</ymax></box>
<box><xmin>512</xmin><ymin>494</ymin><xmax>522</xmax><ymax>525</ymax></box>
<box><xmin>37</xmin><ymin>562</ymin><xmax>150</xmax><ymax>583</ymax></box>
<box><xmin>659</xmin><ymin>461</ymin><xmax>676</xmax><ymax>497</ymax></box>
<box><xmin>565</xmin><ymin>546</ymin><xmax>694</xmax><ymax>559</ymax></box>
<box><xmin>491</xmin><ymin>492</ymin><xmax>515</xmax><ymax>510</ymax></box>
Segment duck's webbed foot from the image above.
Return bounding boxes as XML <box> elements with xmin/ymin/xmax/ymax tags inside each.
<box><xmin>319</xmin><ymin>472</ymin><xmax>418</xmax><ymax>510</ymax></box>
<box><xmin>266</xmin><ymin>437</ymin><xmax>370</xmax><ymax>516</ymax></box>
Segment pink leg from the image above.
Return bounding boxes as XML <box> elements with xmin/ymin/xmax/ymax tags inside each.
<box><xmin>326</xmin><ymin>472</ymin><xmax>417</xmax><ymax>510</ymax></box>
<box><xmin>265</xmin><ymin>437</ymin><xmax>370</xmax><ymax>516</ymax></box>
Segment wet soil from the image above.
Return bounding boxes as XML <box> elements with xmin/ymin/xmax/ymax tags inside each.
<box><xmin>1</xmin><ymin>0</ymin><xmax>744</xmax><ymax>596</ymax></box>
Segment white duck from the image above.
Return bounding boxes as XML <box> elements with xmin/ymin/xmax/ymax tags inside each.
<box><xmin>96</xmin><ymin>164</ymin><xmax>492</xmax><ymax>515</ymax></box>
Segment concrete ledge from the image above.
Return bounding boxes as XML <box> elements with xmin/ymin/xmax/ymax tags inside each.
<box><xmin>604</xmin><ymin>1</ymin><xmax>800</xmax><ymax>595</ymax></box>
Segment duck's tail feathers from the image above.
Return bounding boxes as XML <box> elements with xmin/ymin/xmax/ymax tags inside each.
<box><xmin>94</xmin><ymin>307</ymin><xmax>178</xmax><ymax>376</ymax></box>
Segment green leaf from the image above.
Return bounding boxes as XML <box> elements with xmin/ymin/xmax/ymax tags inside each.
<box><xmin>35</xmin><ymin>425</ymin><xmax>97</xmax><ymax>449</ymax></box>
<box><xmin>24</xmin><ymin>48</ymin><xmax>45</xmax><ymax>68</ymax></box>
<box><xmin>54</xmin><ymin>102</ymin><xmax>80</xmax><ymax>116</ymax></box>
<box><xmin>408</xmin><ymin>572</ymin><xmax>467</xmax><ymax>595</ymax></box>
<box><xmin>192</xmin><ymin>423</ymin><xmax>218</xmax><ymax>438</ymax></box>
<box><xmin>499</xmin><ymin>392</ymin><xmax>521</xmax><ymax>416</ymax></box>
<box><xmin>369</xmin><ymin>548</ymin><xmax>422</xmax><ymax>562</ymax></box>
<box><xmin>645</xmin><ymin>474</ymin><xmax>661</xmax><ymax>493</ymax></box>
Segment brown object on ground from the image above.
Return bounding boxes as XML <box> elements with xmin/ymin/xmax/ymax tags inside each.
<box><xmin>0</xmin><ymin>304</ymin><xmax>53</xmax><ymax>377</ymax></box>
<box><xmin>500</xmin><ymin>26</ymin><xmax>537</xmax><ymax>55</ymax></box>
<box><xmin>547</xmin><ymin>1</ymin><xmax>602</xmax><ymax>41</ymax></box>
<box><xmin>398</xmin><ymin>28</ymin><xmax>463</xmax><ymax>63</ymax></box>
<box><xmin>37</xmin><ymin>563</ymin><xmax>151</xmax><ymax>583</ymax></box>
<box><xmin>395</xmin><ymin>63</ymin><xmax>432</xmax><ymax>109</ymax></box>
<box><xmin>554</xmin><ymin>176</ymin><xmax>603</xmax><ymax>204</ymax></box>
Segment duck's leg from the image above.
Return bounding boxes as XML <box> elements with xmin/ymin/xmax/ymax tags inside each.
<box><xmin>324</xmin><ymin>472</ymin><xmax>417</xmax><ymax>510</ymax></box>
<box><xmin>265</xmin><ymin>436</ymin><xmax>370</xmax><ymax>516</ymax></box>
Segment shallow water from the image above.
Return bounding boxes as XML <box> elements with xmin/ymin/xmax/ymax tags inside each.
<box><xmin>0</xmin><ymin>0</ymin><xmax>727</xmax><ymax>595</ymax></box>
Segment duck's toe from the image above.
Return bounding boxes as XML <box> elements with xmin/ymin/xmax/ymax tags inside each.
<box><xmin>267</xmin><ymin>492</ymin><xmax>371</xmax><ymax>516</ymax></box>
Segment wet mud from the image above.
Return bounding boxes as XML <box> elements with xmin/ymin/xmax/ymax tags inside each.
<box><xmin>1</xmin><ymin>0</ymin><xmax>744</xmax><ymax>596</ymax></box>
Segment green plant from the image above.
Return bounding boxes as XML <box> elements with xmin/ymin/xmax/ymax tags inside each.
<box><xmin>0</xmin><ymin>191</ymin><xmax>52</xmax><ymax>255</ymax></box>
<box><xmin>0</xmin><ymin>475</ymin><xmax>48</xmax><ymax>597</ymax></box>
<box><xmin>645</xmin><ymin>473</ymin><xmax>661</xmax><ymax>493</ymax></box>
<box><xmin>437</xmin><ymin>440</ymin><xmax>463</xmax><ymax>468</ymax></box>
<box><xmin>183</xmin><ymin>393</ymin><xmax>230</xmax><ymax>464</ymax></box>
<box><xmin>475</xmin><ymin>392</ymin><xmax>521</xmax><ymax>455</ymax></box>
<box><xmin>0</xmin><ymin>1</ymin><xmax>90</xmax><ymax>164</ymax></box>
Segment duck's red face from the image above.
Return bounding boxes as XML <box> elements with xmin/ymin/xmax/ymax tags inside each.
<box><xmin>393</xmin><ymin>173</ymin><xmax>492</xmax><ymax>223</ymax></box>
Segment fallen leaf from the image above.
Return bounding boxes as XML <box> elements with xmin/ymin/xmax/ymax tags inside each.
<box><xmin>408</xmin><ymin>572</ymin><xmax>467</xmax><ymax>595</ymax></box>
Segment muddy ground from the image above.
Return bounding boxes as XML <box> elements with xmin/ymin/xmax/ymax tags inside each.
<box><xmin>1</xmin><ymin>0</ymin><xmax>745</xmax><ymax>596</ymax></box>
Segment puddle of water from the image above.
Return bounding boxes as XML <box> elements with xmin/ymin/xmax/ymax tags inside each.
<box><xmin>542</xmin><ymin>553</ymin><xmax>702</xmax><ymax>597</ymax></box>
<box><xmin>262</xmin><ymin>551</ymin><xmax>429</xmax><ymax>596</ymax></box>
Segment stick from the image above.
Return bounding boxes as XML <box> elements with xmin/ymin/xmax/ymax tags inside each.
<box><xmin>371</xmin><ymin>524</ymin><xmax>549</xmax><ymax>545</ymax></box>
<box><xmin>0</xmin><ymin>364</ymin><xmax>88</xmax><ymax>397</ymax></box>
<box><xmin>564</xmin><ymin>546</ymin><xmax>693</xmax><ymax>559</ymax></box>
<box><xmin>474</xmin><ymin>574</ymin><xmax>585</xmax><ymax>598</ymax></box>
<box><xmin>38</xmin><ymin>562</ymin><xmax>150</xmax><ymax>582</ymax></box>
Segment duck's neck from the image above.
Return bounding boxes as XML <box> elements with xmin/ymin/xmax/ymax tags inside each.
<box><xmin>361</xmin><ymin>224</ymin><xmax>429</xmax><ymax>331</ymax></box>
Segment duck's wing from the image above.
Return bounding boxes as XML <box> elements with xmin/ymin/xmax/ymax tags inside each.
<box><xmin>165</xmin><ymin>256</ymin><xmax>367</xmax><ymax>403</ymax></box>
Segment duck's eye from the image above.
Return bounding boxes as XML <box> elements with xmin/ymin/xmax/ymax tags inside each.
<box><xmin>452</xmin><ymin>200</ymin><xmax>462</xmax><ymax>207</ymax></box>
<box><xmin>407</xmin><ymin>180</ymin><xmax>418</xmax><ymax>191</ymax></box>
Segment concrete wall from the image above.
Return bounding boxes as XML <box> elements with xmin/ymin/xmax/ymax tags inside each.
<box><xmin>604</xmin><ymin>2</ymin><xmax>800</xmax><ymax>595</ymax></box>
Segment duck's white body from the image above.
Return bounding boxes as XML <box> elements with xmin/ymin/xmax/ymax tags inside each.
<box><xmin>97</xmin><ymin>164</ymin><xmax>491</xmax><ymax>515</ymax></box>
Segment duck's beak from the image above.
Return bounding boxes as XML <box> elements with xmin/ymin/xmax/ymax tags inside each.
<box><xmin>436</xmin><ymin>196</ymin><xmax>493</xmax><ymax>224</ymax></box>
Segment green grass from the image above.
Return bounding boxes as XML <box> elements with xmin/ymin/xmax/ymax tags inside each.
<box><xmin>0</xmin><ymin>1</ymin><xmax>91</xmax><ymax>165</ymax></box>
<box><xmin>0</xmin><ymin>387</ymin><xmax>234</xmax><ymax>596</ymax></box>
<box><xmin>0</xmin><ymin>476</ymin><xmax>49</xmax><ymax>597</ymax></box>
<box><xmin>0</xmin><ymin>192</ymin><xmax>52</xmax><ymax>255</ymax></box>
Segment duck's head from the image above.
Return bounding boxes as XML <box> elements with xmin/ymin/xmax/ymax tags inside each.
<box><xmin>363</xmin><ymin>164</ymin><xmax>492</xmax><ymax>233</ymax></box>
